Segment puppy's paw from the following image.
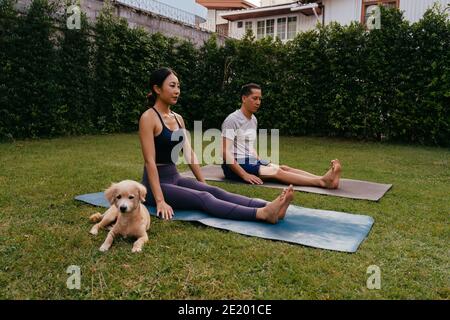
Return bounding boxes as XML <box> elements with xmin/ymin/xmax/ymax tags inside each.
<box><xmin>89</xmin><ymin>212</ymin><xmax>103</xmax><ymax>223</ymax></box>
<box><xmin>99</xmin><ymin>244</ymin><xmax>109</xmax><ymax>252</ymax></box>
<box><xmin>89</xmin><ymin>226</ymin><xmax>98</xmax><ymax>236</ymax></box>
<box><xmin>132</xmin><ymin>247</ymin><xmax>142</xmax><ymax>253</ymax></box>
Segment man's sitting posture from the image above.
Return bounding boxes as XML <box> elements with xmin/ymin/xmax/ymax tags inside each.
<box><xmin>221</xmin><ymin>83</ymin><xmax>341</xmax><ymax>188</ymax></box>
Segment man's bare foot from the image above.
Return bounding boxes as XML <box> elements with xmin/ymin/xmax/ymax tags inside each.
<box><xmin>331</xmin><ymin>159</ymin><xmax>341</xmax><ymax>188</ymax></box>
<box><xmin>320</xmin><ymin>160</ymin><xmax>341</xmax><ymax>189</ymax></box>
<box><xmin>277</xmin><ymin>185</ymin><xmax>294</xmax><ymax>220</ymax></box>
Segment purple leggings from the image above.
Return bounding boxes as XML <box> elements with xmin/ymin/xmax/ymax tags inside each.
<box><xmin>142</xmin><ymin>164</ymin><xmax>267</xmax><ymax>221</ymax></box>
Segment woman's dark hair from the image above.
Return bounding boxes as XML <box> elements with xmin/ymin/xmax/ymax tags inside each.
<box><xmin>240</xmin><ymin>83</ymin><xmax>261</xmax><ymax>98</ymax></box>
<box><xmin>147</xmin><ymin>67</ymin><xmax>178</xmax><ymax>106</ymax></box>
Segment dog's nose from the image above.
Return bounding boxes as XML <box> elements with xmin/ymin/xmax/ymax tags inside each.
<box><xmin>120</xmin><ymin>205</ymin><xmax>127</xmax><ymax>213</ymax></box>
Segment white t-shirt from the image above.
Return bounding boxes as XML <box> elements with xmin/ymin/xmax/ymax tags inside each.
<box><xmin>221</xmin><ymin>109</ymin><xmax>258</xmax><ymax>160</ymax></box>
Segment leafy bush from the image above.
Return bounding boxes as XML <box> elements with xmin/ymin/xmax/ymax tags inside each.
<box><xmin>0</xmin><ymin>0</ymin><xmax>448</xmax><ymax>146</ymax></box>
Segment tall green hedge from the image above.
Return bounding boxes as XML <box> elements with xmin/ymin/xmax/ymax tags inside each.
<box><xmin>0</xmin><ymin>0</ymin><xmax>449</xmax><ymax>146</ymax></box>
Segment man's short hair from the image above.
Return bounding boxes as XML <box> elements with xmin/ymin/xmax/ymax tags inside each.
<box><xmin>241</xmin><ymin>83</ymin><xmax>261</xmax><ymax>98</ymax></box>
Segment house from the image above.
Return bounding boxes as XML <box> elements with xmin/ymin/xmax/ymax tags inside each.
<box><xmin>197</xmin><ymin>0</ymin><xmax>450</xmax><ymax>41</ymax></box>
<box><xmin>195</xmin><ymin>0</ymin><xmax>257</xmax><ymax>36</ymax></box>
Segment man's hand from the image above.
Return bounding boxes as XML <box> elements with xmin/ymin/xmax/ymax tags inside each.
<box><xmin>243</xmin><ymin>173</ymin><xmax>263</xmax><ymax>185</ymax></box>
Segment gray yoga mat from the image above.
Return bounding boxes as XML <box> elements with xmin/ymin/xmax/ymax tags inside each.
<box><xmin>180</xmin><ymin>165</ymin><xmax>392</xmax><ymax>201</ymax></box>
<box><xmin>75</xmin><ymin>192</ymin><xmax>374</xmax><ymax>253</ymax></box>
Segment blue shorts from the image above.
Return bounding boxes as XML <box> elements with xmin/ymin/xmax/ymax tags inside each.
<box><xmin>221</xmin><ymin>157</ymin><xmax>262</xmax><ymax>181</ymax></box>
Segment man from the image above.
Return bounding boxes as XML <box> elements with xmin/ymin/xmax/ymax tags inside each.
<box><xmin>221</xmin><ymin>83</ymin><xmax>341</xmax><ymax>188</ymax></box>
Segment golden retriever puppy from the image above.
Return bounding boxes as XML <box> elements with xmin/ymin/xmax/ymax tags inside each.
<box><xmin>89</xmin><ymin>180</ymin><xmax>151</xmax><ymax>253</ymax></box>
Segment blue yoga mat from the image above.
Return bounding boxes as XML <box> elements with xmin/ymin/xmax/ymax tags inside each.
<box><xmin>75</xmin><ymin>192</ymin><xmax>374</xmax><ymax>253</ymax></box>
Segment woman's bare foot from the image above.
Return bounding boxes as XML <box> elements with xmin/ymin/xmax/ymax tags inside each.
<box><xmin>277</xmin><ymin>185</ymin><xmax>294</xmax><ymax>220</ymax></box>
<box><xmin>256</xmin><ymin>195</ymin><xmax>284</xmax><ymax>224</ymax></box>
<box><xmin>321</xmin><ymin>168</ymin><xmax>336</xmax><ymax>189</ymax></box>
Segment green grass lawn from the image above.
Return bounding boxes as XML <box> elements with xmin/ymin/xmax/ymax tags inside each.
<box><xmin>0</xmin><ymin>133</ymin><xmax>448</xmax><ymax>299</ymax></box>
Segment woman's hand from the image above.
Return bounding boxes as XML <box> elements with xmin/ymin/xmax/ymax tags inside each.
<box><xmin>156</xmin><ymin>200</ymin><xmax>174</xmax><ymax>220</ymax></box>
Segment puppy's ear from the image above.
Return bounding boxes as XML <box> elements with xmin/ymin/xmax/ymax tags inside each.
<box><xmin>137</xmin><ymin>182</ymin><xmax>147</xmax><ymax>203</ymax></box>
<box><xmin>104</xmin><ymin>183</ymin><xmax>117</xmax><ymax>205</ymax></box>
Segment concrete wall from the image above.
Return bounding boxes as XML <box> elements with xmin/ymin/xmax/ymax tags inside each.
<box><xmin>14</xmin><ymin>0</ymin><xmax>225</xmax><ymax>47</ymax></box>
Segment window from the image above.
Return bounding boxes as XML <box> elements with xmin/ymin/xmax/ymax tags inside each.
<box><xmin>257</xmin><ymin>20</ymin><xmax>265</xmax><ymax>39</ymax></box>
<box><xmin>237</xmin><ymin>21</ymin><xmax>243</xmax><ymax>28</ymax></box>
<box><xmin>277</xmin><ymin>18</ymin><xmax>286</xmax><ymax>40</ymax></box>
<box><xmin>245</xmin><ymin>21</ymin><xmax>253</xmax><ymax>33</ymax></box>
<box><xmin>266</xmin><ymin>19</ymin><xmax>275</xmax><ymax>38</ymax></box>
<box><xmin>384</xmin><ymin>2</ymin><xmax>397</xmax><ymax>8</ymax></box>
<box><xmin>252</xmin><ymin>16</ymin><xmax>298</xmax><ymax>41</ymax></box>
<box><xmin>361</xmin><ymin>0</ymin><xmax>399</xmax><ymax>25</ymax></box>
<box><xmin>287</xmin><ymin>17</ymin><xmax>297</xmax><ymax>39</ymax></box>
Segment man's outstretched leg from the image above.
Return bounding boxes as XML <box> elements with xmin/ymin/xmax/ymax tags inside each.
<box><xmin>279</xmin><ymin>159</ymin><xmax>341</xmax><ymax>179</ymax></box>
<box><xmin>260</xmin><ymin>160</ymin><xmax>341</xmax><ymax>189</ymax></box>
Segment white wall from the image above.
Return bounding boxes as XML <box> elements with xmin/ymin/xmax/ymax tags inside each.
<box><xmin>322</xmin><ymin>0</ymin><xmax>360</xmax><ymax>26</ymax></box>
<box><xmin>401</xmin><ymin>0</ymin><xmax>450</xmax><ymax>22</ymax></box>
<box><xmin>201</xmin><ymin>9</ymin><xmax>231</xmax><ymax>31</ymax></box>
<box><xmin>216</xmin><ymin>10</ymin><xmax>231</xmax><ymax>24</ymax></box>
<box><xmin>298</xmin><ymin>10</ymin><xmax>322</xmax><ymax>31</ymax></box>
<box><xmin>199</xmin><ymin>9</ymin><xmax>216</xmax><ymax>31</ymax></box>
<box><xmin>260</xmin><ymin>0</ymin><xmax>293</xmax><ymax>6</ymax></box>
<box><xmin>321</xmin><ymin>0</ymin><xmax>450</xmax><ymax>26</ymax></box>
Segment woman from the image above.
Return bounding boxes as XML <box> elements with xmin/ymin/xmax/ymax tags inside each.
<box><xmin>139</xmin><ymin>68</ymin><xmax>294</xmax><ymax>224</ymax></box>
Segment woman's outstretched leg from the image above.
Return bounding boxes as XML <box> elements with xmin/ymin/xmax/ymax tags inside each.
<box><xmin>147</xmin><ymin>183</ymin><xmax>292</xmax><ymax>223</ymax></box>
<box><xmin>177</xmin><ymin>177</ymin><xmax>267</xmax><ymax>208</ymax></box>
<box><xmin>178</xmin><ymin>177</ymin><xmax>294</xmax><ymax>220</ymax></box>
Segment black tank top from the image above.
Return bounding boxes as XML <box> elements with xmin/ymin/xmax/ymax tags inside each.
<box><xmin>151</xmin><ymin>107</ymin><xmax>184</xmax><ymax>164</ymax></box>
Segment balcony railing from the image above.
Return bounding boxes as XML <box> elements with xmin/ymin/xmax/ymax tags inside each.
<box><xmin>117</xmin><ymin>0</ymin><xmax>206</xmax><ymax>26</ymax></box>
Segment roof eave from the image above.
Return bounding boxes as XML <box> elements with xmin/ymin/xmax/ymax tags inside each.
<box><xmin>221</xmin><ymin>3</ymin><xmax>321</xmax><ymax>21</ymax></box>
